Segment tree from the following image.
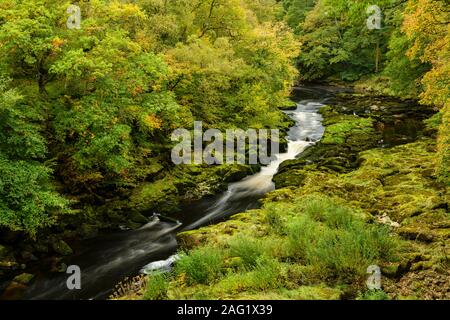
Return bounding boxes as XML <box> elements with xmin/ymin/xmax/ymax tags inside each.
<box><xmin>0</xmin><ymin>77</ymin><xmax>69</xmax><ymax>236</ymax></box>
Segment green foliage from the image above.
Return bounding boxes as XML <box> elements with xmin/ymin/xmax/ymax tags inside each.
<box><xmin>285</xmin><ymin>196</ymin><xmax>397</xmax><ymax>281</ymax></box>
<box><xmin>357</xmin><ymin>289</ymin><xmax>390</xmax><ymax>300</ymax></box>
<box><xmin>0</xmin><ymin>78</ymin><xmax>69</xmax><ymax>235</ymax></box>
<box><xmin>321</xmin><ymin>117</ymin><xmax>375</xmax><ymax>145</ymax></box>
<box><xmin>436</xmin><ymin>104</ymin><xmax>449</xmax><ymax>186</ymax></box>
<box><xmin>384</xmin><ymin>30</ymin><xmax>430</xmax><ymax>98</ymax></box>
<box><xmin>265</xmin><ymin>203</ymin><xmax>286</xmax><ymax>235</ymax></box>
<box><xmin>229</xmin><ymin>236</ymin><xmax>267</xmax><ymax>269</ymax></box>
<box><xmin>143</xmin><ymin>272</ymin><xmax>169</xmax><ymax>300</ymax></box>
<box><xmin>0</xmin><ymin>0</ymin><xmax>299</xmax><ymax>236</ymax></box>
<box><xmin>294</xmin><ymin>0</ymin><xmax>393</xmax><ymax>81</ymax></box>
<box><xmin>282</xmin><ymin>0</ymin><xmax>316</xmax><ymax>33</ymax></box>
<box><xmin>175</xmin><ymin>246</ymin><xmax>225</xmax><ymax>285</ymax></box>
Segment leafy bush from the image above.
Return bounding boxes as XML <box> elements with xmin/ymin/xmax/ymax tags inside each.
<box><xmin>0</xmin><ymin>78</ymin><xmax>69</xmax><ymax>235</ymax></box>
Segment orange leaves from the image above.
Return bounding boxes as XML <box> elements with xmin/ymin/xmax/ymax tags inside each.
<box><xmin>143</xmin><ymin>114</ymin><xmax>163</xmax><ymax>130</ymax></box>
<box><xmin>402</xmin><ymin>0</ymin><xmax>449</xmax><ymax>108</ymax></box>
<box><xmin>50</xmin><ymin>37</ymin><xmax>65</xmax><ymax>57</ymax></box>
<box><xmin>52</xmin><ymin>37</ymin><xmax>65</xmax><ymax>49</ymax></box>
<box><xmin>131</xmin><ymin>85</ymin><xmax>143</xmax><ymax>96</ymax></box>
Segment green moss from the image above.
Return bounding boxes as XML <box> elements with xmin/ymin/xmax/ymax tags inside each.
<box><xmin>357</xmin><ymin>289</ymin><xmax>390</xmax><ymax>300</ymax></box>
<box><xmin>13</xmin><ymin>273</ymin><xmax>35</xmax><ymax>285</ymax></box>
<box><xmin>52</xmin><ymin>240</ymin><xmax>73</xmax><ymax>256</ymax></box>
<box><xmin>130</xmin><ymin>179</ymin><xmax>179</xmax><ymax>213</ymax></box>
<box><xmin>122</xmin><ymin>105</ymin><xmax>449</xmax><ymax>301</ymax></box>
<box><xmin>322</xmin><ymin>117</ymin><xmax>375</xmax><ymax>145</ymax></box>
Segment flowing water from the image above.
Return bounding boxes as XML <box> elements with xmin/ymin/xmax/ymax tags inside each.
<box><xmin>21</xmin><ymin>87</ymin><xmax>331</xmax><ymax>300</ymax></box>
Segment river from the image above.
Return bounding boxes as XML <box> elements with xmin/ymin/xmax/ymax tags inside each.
<box><xmin>22</xmin><ymin>86</ymin><xmax>335</xmax><ymax>299</ymax></box>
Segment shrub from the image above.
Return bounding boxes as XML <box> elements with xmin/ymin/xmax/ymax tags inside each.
<box><xmin>286</xmin><ymin>214</ymin><xmax>321</xmax><ymax>260</ymax></box>
<box><xmin>143</xmin><ymin>272</ymin><xmax>169</xmax><ymax>300</ymax></box>
<box><xmin>175</xmin><ymin>246</ymin><xmax>224</xmax><ymax>285</ymax></box>
<box><xmin>265</xmin><ymin>204</ymin><xmax>286</xmax><ymax>235</ymax></box>
<box><xmin>286</xmin><ymin>196</ymin><xmax>398</xmax><ymax>281</ymax></box>
<box><xmin>229</xmin><ymin>236</ymin><xmax>267</xmax><ymax>269</ymax></box>
<box><xmin>357</xmin><ymin>289</ymin><xmax>390</xmax><ymax>300</ymax></box>
<box><xmin>249</xmin><ymin>257</ymin><xmax>282</xmax><ymax>290</ymax></box>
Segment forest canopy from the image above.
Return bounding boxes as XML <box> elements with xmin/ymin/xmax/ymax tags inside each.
<box><xmin>0</xmin><ymin>0</ymin><xmax>448</xmax><ymax>237</ymax></box>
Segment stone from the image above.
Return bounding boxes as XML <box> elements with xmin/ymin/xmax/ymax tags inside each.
<box><xmin>126</xmin><ymin>221</ymin><xmax>143</xmax><ymax>230</ymax></box>
<box><xmin>13</xmin><ymin>273</ymin><xmax>35</xmax><ymax>285</ymax></box>
<box><xmin>52</xmin><ymin>240</ymin><xmax>73</xmax><ymax>256</ymax></box>
<box><xmin>1</xmin><ymin>281</ymin><xmax>27</xmax><ymax>300</ymax></box>
<box><xmin>0</xmin><ymin>260</ymin><xmax>19</xmax><ymax>270</ymax></box>
<box><xmin>79</xmin><ymin>224</ymin><xmax>98</xmax><ymax>239</ymax></box>
<box><xmin>129</xmin><ymin>211</ymin><xmax>149</xmax><ymax>224</ymax></box>
<box><xmin>0</xmin><ymin>244</ymin><xmax>10</xmax><ymax>259</ymax></box>
<box><xmin>21</xmin><ymin>251</ymin><xmax>38</xmax><ymax>261</ymax></box>
<box><xmin>381</xmin><ymin>264</ymin><xmax>399</xmax><ymax>278</ymax></box>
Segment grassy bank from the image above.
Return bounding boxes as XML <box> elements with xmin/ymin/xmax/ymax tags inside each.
<box><xmin>113</xmin><ymin>98</ymin><xmax>449</xmax><ymax>300</ymax></box>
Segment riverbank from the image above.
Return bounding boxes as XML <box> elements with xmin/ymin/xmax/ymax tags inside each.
<box><xmin>114</xmin><ymin>90</ymin><xmax>449</xmax><ymax>300</ymax></box>
<box><xmin>0</xmin><ymin>100</ymin><xmax>295</xmax><ymax>300</ymax></box>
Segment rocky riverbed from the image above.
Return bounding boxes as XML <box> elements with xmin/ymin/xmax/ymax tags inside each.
<box><xmin>113</xmin><ymin>90</ymin><xmax>449</xmax><ymax>300</ymax></box>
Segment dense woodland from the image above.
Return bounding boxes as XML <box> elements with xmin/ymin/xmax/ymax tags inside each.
<box><xmin>0</xmin><ymin>0</ymin><xmax>448</xmax><ymax>300</ymax></box>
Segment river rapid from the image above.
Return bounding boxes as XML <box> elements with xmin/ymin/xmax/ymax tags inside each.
<box><xmin>23</xmin><ymin>86</ymin><xmax>333</xmax><ymax>299</ymax></box>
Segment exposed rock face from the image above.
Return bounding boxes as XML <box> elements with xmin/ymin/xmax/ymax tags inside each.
<box><xmin>274</xmin><ymin>94</ymin><xmax>435</xmax><ymax>190</ymax></box>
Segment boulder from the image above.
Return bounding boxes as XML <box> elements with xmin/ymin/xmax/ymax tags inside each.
<box><xmin>0</xmin><ymin>244</ymin><xmax>10</xmax><ymax>259</ymax></box>
<box><xmin>52</xmin><ymin>240</ymin><xmax>73</xmax><ymax>256</ymax></box>
<box><xmin>79</xmin><ymin>224</ymin><xmax>98</xmax><ymax>239</ymax></box>
<box><xmin>13</xmin><ymin>273</ymin><xmax>35</xmax><ymax>285</ymax></box>
<box><xmin>129</xmin><ymin>211</ymin><xmax>148</xmax><ymax>224</ymax></box>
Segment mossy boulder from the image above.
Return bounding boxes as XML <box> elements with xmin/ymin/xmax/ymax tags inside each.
<box><xmin>52</xmin><ymin>240</ymin><xmax>73</xmax><ymax>256</ymax></box>
<box><xmin>0</xmin><ymin>244</ymin><xmax>10</xmax><ymax>260</ymax></box>
<box><xmin>321</xmin><ymin>116</ymin><xmax>377</xmax><ymax>146</ymax></box>
<box><xmin>129</xmin><ymin>211</ymin><xmax>149</xmax><ymax>224</ymax></box>
<box><xmin>13</xmin><ymin>273</ymin><xmax>35</xmax><ymax>285</ymax></box>
<box><xmin>274</xmin><ymin>109</ymin><xmax>381</xmax><ymax>188</ymax></box>
<box><xmin>0</xmin><ymin>260</ymin><xmax>20</xmax><ymax>270</ymax></box>
<box><xmin>273</xmin><ymin>169</ymin><xmax>308</xmax><ymax>188</ymax></box>
<box><xmin>78</xmin><ymin>224</ymin><xmax>98</xmax><ymax>239</ymax></box>
<box><xmin>130</xmin><ymin>179</ymin><xmax>180</xmax><ymax>214</ymax></box>
<box><xmin>262</xmin><ymin>188</ymin><xmax>296</xmax><ymax>204</ymax></box>
<box><xmin>177</xmin><ymin>209</ymin><xmax>265</xmax><ymax>250</ymax></box>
